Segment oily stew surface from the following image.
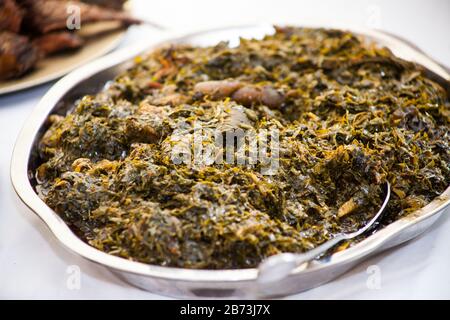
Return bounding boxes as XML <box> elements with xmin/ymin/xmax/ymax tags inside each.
<box><xmin>36</xmin><ymin>27</ymin><xmax>450</xmax><ymax>269</ymax></box>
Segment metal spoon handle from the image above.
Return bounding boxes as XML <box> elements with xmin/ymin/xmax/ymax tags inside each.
<box><xmin>296</xmin><ymin>233</ymin><xmax>349</xmax><ymax>264</ymax></box>
<box><xmin>257</xmin><ymin>234</ymin><xmax>347</xmax><ymax>284</ymax></box>
<box><xmin>258</xmin><ymin>182</ymin><xmax>390</xmax><ymax>285</ymax></box>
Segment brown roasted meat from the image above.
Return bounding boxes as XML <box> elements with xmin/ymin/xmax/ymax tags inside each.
<box><xmin>0</xmin><ymin>0</ymin><xmax>138</xmax><ymax>81</ymax></box>
<box><xmin>33</xmin><ymin>31</ymin><xmax>84</xmax><ymax>55</ymax></box>
<box><xmin>0</xmin><ymin>31</ymin><xmax>40</xmax><ymax>80</ymax></box>
<box><xmin>55</xmin><ymin>0</ymin><xmax>127</xmax><ymax>10</ymax></box>
<box><xmin>0</xmin><ymin>0</ymin><xmax>24</xmax><ymax>32</ymax></box>
<box><xmin>20</xmin><ymin>0</ymin><xmax>140</xmax><ymax>34</ymax></box>
<box><xmin>80</xmin><ymin>0</ymin><xmax>126</xmax><ymax>10</ymax></box>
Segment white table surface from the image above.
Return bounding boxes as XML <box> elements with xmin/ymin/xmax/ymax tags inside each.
<box><xmin>1</xmin><ymin>0</ymin><xmax>449</xmax><ymax>299</ymax></box>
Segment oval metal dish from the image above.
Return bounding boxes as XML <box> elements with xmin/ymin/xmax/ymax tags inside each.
<box><xmin>10</xmin><ymin>25</ymin><xmax>450</xmax><ymax>299</ymax></box>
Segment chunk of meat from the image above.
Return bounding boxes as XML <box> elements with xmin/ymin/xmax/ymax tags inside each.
<box><xmin>260</xmin><ymin>86</ymin><xmax>285</xmax><ymax>109</ymax></box>
<box><xmin>20</xmin><ymin>0</ymin><xmax>141</xmax><ymax>34</ymax></box>
<box><xmin>0</xmin><ymin>31</ymin><xmax>40</xmax><ymax>80</ymax></box>
<box><xmin>32</xmin><ymin>31</ymin><xmax>84</xmax><ymax>55</ymax></box>
<box><xmin>194</xmin><ymin>80</ymin><xmax>285</xmax><ymax>109</ymax></box>
<box><xmin>231</xmin><ymin>86</ymin><xmax>262</xmax><ymax>106</ymax></box>
<box><xmin>194</xmin><ymin>80</ymin><xmax>242</xmax><ymax>99</ymax></box>
<box><xmin>232</xmin><ymin>85</ymin><xmax>285</xmax><ymax>109</ymax></box>
<box><xmin>80</xmin><ymin>0</ymin><xmax>126</xmax><ymax>10</ymax></box>
<box><xmin>0</xmin><ymin>0</ymin><xmax>23</xmax><ymax>32</ymax></box>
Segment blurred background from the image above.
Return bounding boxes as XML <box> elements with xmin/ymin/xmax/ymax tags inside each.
<box><xmin>128</xmin><ymin>0</ymin><xmax>450</xmax><ymax>64</ymax></box>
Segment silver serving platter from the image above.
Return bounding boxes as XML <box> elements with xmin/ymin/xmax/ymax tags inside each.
<box><xmin>11</xmin><ymin>25</ymin><xmax>450</xmax><ymax>299</ymax></box>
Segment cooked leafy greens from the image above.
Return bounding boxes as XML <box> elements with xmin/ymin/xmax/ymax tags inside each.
<box><xmin>35</xmin><ymin>27</ymin><xmax>450</xmax><ymax>269</ymax></box>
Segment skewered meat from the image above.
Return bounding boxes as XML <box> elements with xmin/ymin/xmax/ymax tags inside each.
<box><xmin>0</xmin><ymin>0</ymin><xmax>24</xmax><ymax>32</ymax></box>
<box><xmin>0</xmin><ymin>31</ymin><xmax>40</xmax><ymax>80</ymax></box>
<box><xmin>33</xmin><ymin>32</ymin><xmax>84</xmax><ymax>55</ymax></box>
<box><xmin>20</xmin><ymin>0</ymin><xmax>140</xmax><ymax>34</ymax></box>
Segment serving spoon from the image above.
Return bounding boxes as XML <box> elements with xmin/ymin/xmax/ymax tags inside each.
<box><xmin>258</xmin><ymin>181</ymin><xmax>391</xmax><ymax>284</ymax></box>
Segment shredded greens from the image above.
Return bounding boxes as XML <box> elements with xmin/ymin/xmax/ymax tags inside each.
<box><xmin>35</xmin><ymin>27</ymin><xmax>449</xmax><ymax>269</ymax></box>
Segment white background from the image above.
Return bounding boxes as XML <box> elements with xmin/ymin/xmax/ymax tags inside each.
<box><xmin>0</xmin><ymin>0</ymin><xmax>449</xmax><ymax>299</ymax></box>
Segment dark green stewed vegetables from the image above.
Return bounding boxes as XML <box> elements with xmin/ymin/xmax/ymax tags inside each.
<box><xmin>35</xmin><ymin>27</ymin><xmax>449</xmax><ymax>269</ymax></box>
